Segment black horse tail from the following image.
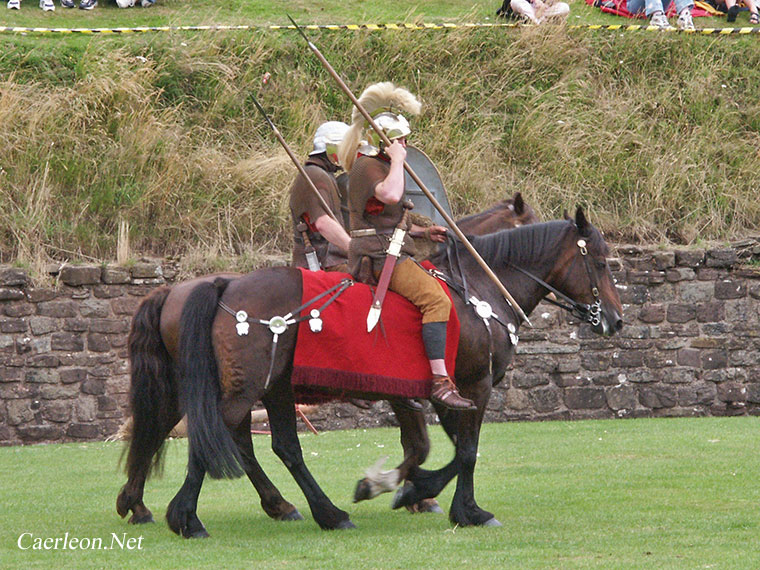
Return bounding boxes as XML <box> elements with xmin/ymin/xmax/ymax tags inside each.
<box><xmin>123</xmin><ymin>286</ymin><xmax>176</xmax><ymax>483</ymax></box>
<box><xmin>179</xmin><ymin>278</ymin><xmax>244</xmax><ymax>479</ymax></box>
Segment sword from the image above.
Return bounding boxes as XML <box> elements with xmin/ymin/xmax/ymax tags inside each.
<box><xmin>287</xmin><ymin>15</ymin><xmax>531</xmax><ymax>327</ymax></box>
<box><xmin>250</xmin><ymin>93</ymin><xmax>341</xmax><ymax>226</ymax></box>
<box><xmin>297</xmin><ymin>221</ymin><xmax>321</xmax><ymax>272</ymax></box>
<box><xmin>366</xmin><ymin>202</ymin><xmax>413</xmax><ymax>332</ymax></box>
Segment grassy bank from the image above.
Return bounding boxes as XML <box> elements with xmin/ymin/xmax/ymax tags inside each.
<box><xmin>1</xmin><ymin>3</ymin><xmax>759</xmax><ymax>272</ymax></box>
<box><xmin>1</xmin><ymin>417</ymin><xmax>759</xmax><ymax>568</ymax></box>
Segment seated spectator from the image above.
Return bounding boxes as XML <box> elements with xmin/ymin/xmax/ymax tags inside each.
<box><xmin>626</xmin><ymin>0</ymin><xmax>696</xmax><ymax>29</ymax></box>
<box><xmin>721</xmin><ymin>0</ymin><xmax>759</xmax><ymax>23</ymax></box>
<box><xmin>496</xmin><ymin>0</ymin><xmax>570</xmax><ymax>22</ymax></box>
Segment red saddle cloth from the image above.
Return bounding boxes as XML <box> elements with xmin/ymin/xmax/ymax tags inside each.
<box><xmin>291</xmin><ymin>263</ymin><xmax>460</xmax><ymax>403</ymax></box>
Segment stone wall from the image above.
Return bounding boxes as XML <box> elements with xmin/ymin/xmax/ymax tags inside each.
<box><xmin>1</xmin><ymin>240</ymin><xmax>759</xmax><ymax>445</ymax></box>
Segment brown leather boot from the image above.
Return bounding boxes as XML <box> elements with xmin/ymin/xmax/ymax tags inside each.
<box><xmin>429</xmin><ymin>376</ymin><xmax>476</xmax><ymax>410</ymax></box>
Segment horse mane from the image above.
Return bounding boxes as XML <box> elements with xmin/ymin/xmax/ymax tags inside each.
<box><xmin>465</xmin><ymin>220</ymin><xmax>575</xmax><ymax>267</ymax></box>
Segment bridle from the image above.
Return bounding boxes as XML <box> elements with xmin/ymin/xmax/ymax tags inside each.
<box><xmin>509</xmin><ymin>237</ymin><xmax>602</xmax><ymax>327</ymax></box>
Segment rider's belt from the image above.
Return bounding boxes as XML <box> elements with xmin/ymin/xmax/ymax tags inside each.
<box><xmin>350</xmin><ymin>228</ymin><xmax>393</xmax><ymax>238</ymax></box>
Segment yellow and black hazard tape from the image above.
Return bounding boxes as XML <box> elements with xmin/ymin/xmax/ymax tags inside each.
<box><xmin>0</xmin><ymin>22</ymin><xmax>758</xmax><ymax>35</ymax></box>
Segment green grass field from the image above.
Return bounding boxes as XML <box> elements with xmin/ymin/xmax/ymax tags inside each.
<box><xmin>1</xmin><ymin>417</ymin><xmax>759</xmax><ymax>569</ymax></box>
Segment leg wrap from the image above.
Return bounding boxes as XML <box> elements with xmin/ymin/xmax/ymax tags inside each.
<box><xmin>422</xmin><ymin>322</ymin><xmax>447</xmax><ymax>361</ymax></box>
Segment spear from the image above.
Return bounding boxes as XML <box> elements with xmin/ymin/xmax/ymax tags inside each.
<box><xmin>286</xmin><ymin>15</ymin><xmax>530</xmax><ymax>326</ymax></box>
<box><xmin>250</xmin><ymin>93</ymin><xmax>341</xmax><ymax>225</ymax></box>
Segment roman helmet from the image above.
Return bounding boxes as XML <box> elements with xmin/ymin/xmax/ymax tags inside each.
<box><xmin>338</xmin><ymin>82</ymin><xmax>422</xmax><ymax>172</ymax></box>
<box><xmin>310</xmin><ymin>121</ymin><xmax>350</xmax><ymax>167</ymax></box>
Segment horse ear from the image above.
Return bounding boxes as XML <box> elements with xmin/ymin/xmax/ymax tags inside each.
<box><xmin>575</xmin><ymin>206</ymin><xmax>591</xmax><ymax>236</ymax></box>
<box><xmin>513</xmin><ymin>192</ymin><xmax>524</xmax><ymax>215</ymax></box>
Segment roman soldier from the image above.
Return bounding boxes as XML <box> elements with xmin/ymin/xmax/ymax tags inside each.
<box><xmin>289</xmin><ymin>121</ymin><xmax>352</xmax><ymax>272</ymax></box>
<box><xmin>338</xmin><ymin>82</ymin><xmax>476</xmax><ymax>411</ymax></box>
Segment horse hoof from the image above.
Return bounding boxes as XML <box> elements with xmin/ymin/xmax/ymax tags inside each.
<box><xmin>279</xmin><ymin>509</ymin><xmax>304</xmax><ymax>521</ymax></box>
<box><xmin>419</xmin><ymin>501</ymin><xmax>444</xmax><ymax>514</ymax></box>
<box><xmin>335</xmin><ymin>519</ymin><xmax>356</xmax><ymax>530</ymax></box>
<box><xmin>184</xmin><ymin>528</ymin><xmax>210</xmax><ymax>539</ymax></box>
<box><xmin>483</xmin><ymin>518</ymin><xmax>502</xmax><ymax>527</ymax></box>
<box><xmin>353</xmin><ymin>479</ymin><xmax>373</xmax><ymax>503</ymax></box>
<box><xmin>128</xmin><ymin>512</ymin><xmax>155</xmax><ymax>525</ymax></box>
<box><xmin>391</xmin><ymin>482</ymin><xmax>415</xmax><ymax>510</ymax></box>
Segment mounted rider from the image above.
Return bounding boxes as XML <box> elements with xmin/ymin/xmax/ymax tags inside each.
<box><xmin>338</xmin><ymin>82</ymin><xmax>476</xmax><ymax>411</ymax></box>
<box><xmin>289</xmin><ymin>121</ymin><xmax>352</xmax><ymax>272</ymax></box>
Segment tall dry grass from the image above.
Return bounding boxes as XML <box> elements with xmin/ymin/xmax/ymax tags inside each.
<box><xmin>0</xmin><ymin>28</ymin><xmax>758</xmax><ymax>272</ymax></box>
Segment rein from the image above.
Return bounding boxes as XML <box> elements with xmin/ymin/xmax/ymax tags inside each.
<box><xmin>508</xmin><ymin>238</ymin><xmax>602</xmax><ymax>327</ymax></box>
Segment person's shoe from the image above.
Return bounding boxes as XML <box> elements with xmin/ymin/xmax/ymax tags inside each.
<box><xmin>677</xmin><ymin>9</ymin><xmax>695</xmax><ymax>30</ymax></box>
<box><xmin>649</xmin><ymin>11</ymin><xmax>672</xmax><ymax>29</ymax></box>
<box><xmin>78</xmin><ymin>0</ymin><xmax>95</xmax><ymax>9</ymax></box>
<box><xmin>60</xmin><ymin>0</ymin><xmax>74</xmax><ymax>7</ymax></box>
<box><xmin>40</xmin><ymin>0</ymin><xmax>54</xmax><ymax>10</ymax></box>
<box><xmin>140</xmin><ymin>0</ymin><xmax>154</xmax><ymax>6</ymax></box>
<box><xmin>7</xmin><ymin>0</ymin><xmax>20</xmax><ymax>8</ymax></box>
<box><xmin>116</xmin><ymin>0</ymin><xmax>134</xmax><ymax>6</ymax></box>
<box><xmin>393</xmin><ymin>398</ymin><xmax>424</xmax><ymax>412</ymax></box>
<box><xmin>726</xmin><ymin>4</ymin><xmax>740</xmax><ymax>22</ymax></box>
<box><xmin>430</xmin><ymin>376</ymin><xmax>476</xmax><ymax>410</ymax></box>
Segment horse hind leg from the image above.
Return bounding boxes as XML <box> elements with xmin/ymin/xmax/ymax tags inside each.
<box><xmin>165</xmin><ymin>448</ymin><xmax>210</xmax><ymax>539</ymax></box>
<box><xmin>229</xmin><ymin>414</ymin><xmax>304</xmax><ymax>522</ymax></box>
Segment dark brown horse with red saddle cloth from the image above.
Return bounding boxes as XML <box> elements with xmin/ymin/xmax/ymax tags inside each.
<box><xmin>116</xmin><ymin>193</ymin><xmax>537</xmax><ymax>532</ymax></box>
<box><xmin>131</xmin><ymin>208</ymin><xmax>622</xmax><ymax>535</ymax></box>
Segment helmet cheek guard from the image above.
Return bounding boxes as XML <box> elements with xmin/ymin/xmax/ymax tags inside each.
<box><xmin>359</xmin><ymin>112</ymin><xmax>411</xmax><ymax>157</ymax></box>
<box><xmin>310</xmin><ymin>121</ymin><xmax>351</xmax><ymax>166</ymax></box>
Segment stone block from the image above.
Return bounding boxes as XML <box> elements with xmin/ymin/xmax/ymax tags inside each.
<box><xmin>638</xmin><ymin>304</ymin><xmax>665</xmax><ymax>323</ymax></box>
<box><xmin>37</xmin><ymin>301</ymin><xmax>78</xmax><ymax>318</ymax></box>
<box><xmin>696</xmin><ymin>267</ymin><xmax>721</xmax><ymax>281</ymax></box>
<box><xmin>0</xmin><ymin>334</ymin><xmax>14</xmax><ymax>352</ymax></box>
<box><xmin>649</xmin><ymin>283</ymin><xmax>677</xmax><ymax>303</ymax></box>
<box><xmin>643</xmin><ymin>351</ymin><xmax>676</xmax><ymax>368</ymax></box>
<box><xmin>25</xmin><ymin>369</ymin><xmax>59</xmax><ymax>383</ymax></box>
<box><xmin>97</xmin><ymin>395</ymin><xmax>118</xmax><ymax>411</ymax></box>
<box><xmin>88</xmin><ymin>319</ymin><xmax>129</xmax><ymax>334</ymax></box>
<box><xmin>17</xmin><ymin>425</ymin><xmax>63</xmax><ymax>442</ymax></box>
<box><xmin>42</xmin><ymin>401</ymin><xmax>72</xmax><ymax>422</ymax></box>
<box><xmin>677</xmin><ymin>382</ymin><xmax>717</xmax><ymax>406</ymax></box>
<box><xmin>675</xmin><ymin>250</ymin><xmax>704</xmax><ymax>267</ymax></box>
<box><xmin>38</xmin><ymin>385</ymin><xmax>79</xmax><ymax>399</ymax></box>
<box><xmin>75</xmin><ymin>398</ymin><xmax>98</xmax><ymax>422</ymax></box>
<box><xmin>67</xmin><ymin>423</ymin><xmax>101</xmax><ymax>439</ymax></box>
<box><xmin>667</xmin><ymin>304</ymin><xmax>696</xmax><ymax>323</ymax></box>
<box><xmin>59</xmin><ymin>265</ymin><xmax>102</xmax><ymax>286</ymax></box>
<box><xmin>580</xmin><ymin>352</ymin><xmax>610</xmax><ymax>371</ymax></box>
<box><xmin>528</xmin><ymin>386</ymin><xmax>562</xmax><ymax>413</ymax></box>
<box><xmin>696</xmin><ymin>302</ymin><xmax>724</xmax><ymax>322</ymax></box>
<box><xmin>505</xmin><ymin>388</ymin><xmax>530</xmax><ymax>410</ymax></box>
<box><xmin>612</xmin><ymin>350</ymin><xmax>645</xmax><ymax>368</ymax></box>
<box><xmin>130</xmin><ymin>262</ymin><xmax>163</xmax><ymax>279</ymax></box>
<box><xmin>702</xmin><ymin>350</ymin><xmax>728</xmax><ymax>370</ymax></box>
<box><xmin>87</xmin><ymin>333</ymin><xmax>111</xmax><ymax>352</ymax></box>
<box><xmin>29</xmin><ymin>317</ymin><xmax>58</xmax><ymax>335</ymax></box>
<box><xmin>7</xmin><ymin>400</ymin><xmax>34</xmax><ymax>425</ymax></box>
<box><xmin>51</xmin><ymin>332</ymin><xmax>84</xmax><ymax>352</ymax></box>
<box><xmin>679</xmin><ymin>282</ymin><xmax>714</xmax><ymax>304</ymax></box>
<box><xmin>102</xmin><ymin>265</ymin><xmax>131</xmax><ymax>284</ymax></box>
<box><xmin>93</xmin><ymin>285</ymin><xmax>126</xmax><ymax>299</ymax></box>
<box><xmin>27</xmin><ymin>354</ymin><xmax>59</xmax><ymax>368</ymax></box>
<box><xmin>639</xmin><ymin>385</ymin><xmax>677</xmax><ymax>408</ymax></box>
<box><xmin>565</xmin><ymin>386</ymin><xmax>607</xmax><ymax>409</ymax></box>
<box><xmin>4</xmin><ymin>303</ymin><xmax>34</xmax><ymax>317</ymax></box>
<box><xmin>0</xmin><ymin>267</ymin><xmax>29</xmax><ymax>287</ymax></box>
<box><xmin>59</xmin><ymin>368</ymin><xmax>87</xmax><ymax>384</ymax></box>
<box><xmin>80</xmin><ymin>299</ymin><xmax>111</xmax><ymax>318</ymax></box>
<box><xmin>717</xmin><ymin>382</ymin><xmax>747</xmax><ymax>403</ymax></box>
<box><xmin>714</xmin><ymin>280</ymin><xmax>746</xmax><ymax>300</ymax></box>
<box><xmin>111</xmin><ymin>296</ymin><xmax>141</xmax><ymax>315</ymax></box>
<box><xmin>653</xmin><ymin>251</ymin><xmax>676</xmax><ymax>270</ymax></box>
<box><xmin>606</xmin><ymin>384</ymin><xmax>637</xmax><ymax>411</ymax></box>
<box><xmin>0</xmin><ymin>288</ymin><xmax>24</xmax><ymax>301</ymax></box>
<box><xmin>665</xmin><ymin>268</ymin><xmax>695</xmax><ymax>282</ymax></box>
<box><xmin>81</xmin><ymin>379</ymin><xmax>106</xmax><ymax>395</ymax></box>
<box><xmin>0</xmin><ymin>318</ymin><xmax>27</xmax><ymax>333</ymax></box>
<box><xmin>618</xmin><ymin>284</ymin><xmax>648</xmax><ymax>305</ymax></box>
<box><xmin>17</xmin><ymin>336</ymin><xmax>52</xmax><ymax>356</ymax></box>
<box><xmin>705</xmin><ymin>249</ymin><xmax>737</xmax><ymax>268</ymax></box>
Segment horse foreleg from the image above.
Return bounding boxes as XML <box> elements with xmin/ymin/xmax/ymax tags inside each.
<box><xmin>263</xmin><ymin>385</ymin><xmax>354</xmax><ymax>530</ymax></box>
<box><xmin>165</xmin><ymin>448</ymin><xmax>210</xmax><ymax>538</ymax></box>
<box><xmin>229</xmin><ymin>414</ymin><xmax>304</xmax><ymax>522</ymax></box>
<box><xmin>447</xmin><ymin>403</ymin><xmax>500</xmax><ymax>527</ymax></box>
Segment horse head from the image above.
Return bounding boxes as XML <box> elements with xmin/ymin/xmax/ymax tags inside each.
<box><xmin>553</xmin><ymin>207</ymin><xmax>623</xmax><ymax>336</ymax></box>
<box><xmin>508</xmin><ymin>192</ymin><xmax>539</xmax><ymax>227</ymax></box>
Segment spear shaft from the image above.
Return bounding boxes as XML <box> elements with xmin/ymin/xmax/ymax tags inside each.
<box><xmin>250</xmin><ymin>94</ymin><xmax>341</xmax><ymax>225</ymax></box>
<box><xmin>287</xmin><ymin>15</ymin><xmax>530</xmax><ymax>326</ymax></box>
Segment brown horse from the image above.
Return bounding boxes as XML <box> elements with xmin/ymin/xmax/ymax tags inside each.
<box><xmin>165</xmin><ymin>208</ymin><xmax>622</xmax><ymax>535</ymax></box>
<box><xmin>116</xmin><ymin>193</ymin><xmax>538</xmax><ymax>531</ymax></box>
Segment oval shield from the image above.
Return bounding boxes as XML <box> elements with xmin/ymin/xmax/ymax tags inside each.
<box><xmin>403</xmin><ymin>146</ymin><xmax>453</xmax><ymax>227</ymax></box>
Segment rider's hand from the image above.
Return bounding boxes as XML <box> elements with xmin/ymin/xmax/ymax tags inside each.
<box><xmin>426</xmin><ymin>225</ymin><xmax>448</xmax><ymax>243</ymax></box>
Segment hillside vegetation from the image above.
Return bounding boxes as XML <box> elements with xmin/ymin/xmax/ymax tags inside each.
<box><xmin>1</xmin><ymin>21</ymin><xmax>759</xmax><ymax>273</ymax></box>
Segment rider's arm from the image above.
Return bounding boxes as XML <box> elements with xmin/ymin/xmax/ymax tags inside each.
<box><xmin>314</xmin><ymin>215</ymin><xmax>351</xmax><ymax>253</ymax></box>
<box><xmin>373</xmin><ymin>141</ymin><xmax>406</xmax><ymax>205</ymax></box>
